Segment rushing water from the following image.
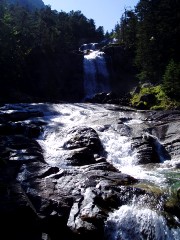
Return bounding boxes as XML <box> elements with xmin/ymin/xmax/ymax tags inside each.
<box><xmin>38</xmin><ymin>103</ymin><xmax>180</xmax><ymax>239</ymax></box>
<box><xmin>105</xmin><ymin>205</ymin><xmax>180</xmax><ymax>240</ymax></box>
<box><xmin>2</xmin><ymin>102</ymin><xmax>180</xmax><ymax>239</ymax></box>
<box><xmin>82</xmin><ymin>44</ymin><xmax>110</xmax><ymax>100</ymax></box>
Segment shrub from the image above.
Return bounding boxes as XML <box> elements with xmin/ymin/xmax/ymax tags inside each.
<box><xmin>131</xmin><ymin>84</ymin><xmax>180</xmax><ymax>110</ymax></box>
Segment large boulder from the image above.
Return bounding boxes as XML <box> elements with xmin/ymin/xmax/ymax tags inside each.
<box><xmin>64</xmin><ymin>126</ymin><xmax>104</xmax><ymax>153</ymax></box>
<box><xmin>63</xmin><ymin>126</ymin><xmax>106</xmax><ymax>166</ymax></box>
<box><xmin>18</xmin><ymin>162</ymin><xmax>138</xmax><ymax>240</ymax></box>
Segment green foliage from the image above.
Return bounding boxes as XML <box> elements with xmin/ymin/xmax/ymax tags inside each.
<box><xmin>135</xmin><ymin>0</ymin><xmax>180</xmax><ymax>83</ymax></box>
<box><xmin>112</xmin><ymin>0</ymin><xmax>180</xmax><ymax>103</ymax></box>
<box><xmin>162</xmin><ymin>60</ymin><xmax>180</xmax><ymax>100</ymax></box>
<box><xmin>131</xmin><ymin>85</ymin><xmax>180</xmax><ymax>110</ymax></box>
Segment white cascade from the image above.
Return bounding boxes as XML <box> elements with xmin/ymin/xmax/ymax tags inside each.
<box><xmin>83</xmin><ymin>44</ymin><xmax>110</xmax><ymax>99</ymax></box>
<box><xmin>105</xmin><ymin>204</ymin><xmax>180</xmax><ymax>240</ymax></box>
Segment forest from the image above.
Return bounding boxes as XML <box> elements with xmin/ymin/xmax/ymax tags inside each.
<box><xmin>112</xmin><ymin>0</ymin><xmax>180</xmax><ymax>109</ymax></box>
<box><xmin>0</xmin><ymin>0</ymin><xmax>179</xmax><ymax>108</ymax></box>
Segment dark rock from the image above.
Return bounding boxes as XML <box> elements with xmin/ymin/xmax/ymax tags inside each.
<box><xmin>1</xmin><ymin>111</ymin><xmax>43</xmax><ymax>122</ymax></box>
<box><xmin>86</xmin><ymin>92</ymin><xmax>131</xmax><ymax>106</ymax></box>
<box><xmin>64</xmin><ymin>126</ymin><xmax>105</xmax><ymax>155</ymax></box>
<box><xmin>132</xmin><ymin>135</ymin><xmax>160</xmax><ymax>164</ymax></box>
<box><xmin>25</xmin><ymin>124</ymin><xmax>42</xmax><ymax>138</ymax></box>
<box><xmin>0</xmin><ymin>123</ymin><xmax>15</xmax><ymax>135</ymax></box>
<box><xmin>177</xmin><ymin>188</ymin><xmax>180</xmax><ymax>200</ymax></box>
<box><xmin>66</xmin><ymin>147</ymin><xmax>96</xmax><ymax>166</ymax></box>
<box><xmin>86</xmin><ymin>92</ymin><xmax>108</xmax><ymax>103</ymax></box>
<box><xmin>140</xmin><ymin>93</ymin><xmax>156</xmax><ymax>105</ymax></box>
<box><xmin>0</xmin><ymin>183</ymin><xmax>42</xmax><ymax>240</ymax></box>
<box><xmin>0</xmin><ymin>135</ymin><xmax>44</xmax><ymax>163</ymax></box>
<box><xmin>14</xmin><ymin>161</ymin><xmax>138</xmax><ymax>239</ymax></box>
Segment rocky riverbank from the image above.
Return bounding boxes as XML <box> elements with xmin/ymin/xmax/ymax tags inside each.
<box><xmin>0</xmin><ymin>103</ymin><xmax>180</xmax><ymax>239</ymax></box>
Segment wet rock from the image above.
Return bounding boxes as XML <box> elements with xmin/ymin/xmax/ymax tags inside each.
<box><xmin>86</xmin><ymin>92</ymin><xmax>131</xmax><ymax>106</ymax></box>
<box><xmin>86</xmin><ymin>92</ymin><xmax>109</xmax><ymax>103</ymax></box>
<box><xmin>64</xmin><ymin>126</ymin><xmax>105</xmax><ymax>156</ymax></box>
<box><xmin>14</xmin><ymin>161</ymin><xmax>138</xmax><ymax>239</ymax></box>
<box><xmin>7</xmin><ymin>135</ymin><xmax>44</xmax><ymax>163</ymax></box>
<box><xmin>149</xmin><ymin>110</ymin><xmax>180</xmax><ymax>161</ymax></box>
<box><xmin>132</xmin><ymin>135</ymin><xmax>160</xmax><ymax>164</ymax></box>
<box><xmin>67</xmin><ymin>188</ymin><xmax>106</xmax><ymax>239</ymax></box>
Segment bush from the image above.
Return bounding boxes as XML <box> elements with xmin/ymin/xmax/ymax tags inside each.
<box><xmin>131</xmin><ymin>84</ymin><xmax>180</xmax><ymax>110</ymax></box>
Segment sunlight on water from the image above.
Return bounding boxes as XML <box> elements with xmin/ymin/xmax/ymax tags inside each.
<box><xmin>99</xmin><ymin>128</ymin><xmax>170</xmax><ymax>188</ymax></box>
<box><xmin>84</xmin><ymin>50</ymin><xmax>110</xmax><ymax>99</ymax></box>
<box><xmin>3</xmin><ymin>102</ymin><xmax>179</xmax><ymax>239</ymax></box>
<box><xmin>105</xmin><ymin>205</ymin><xmax>180</xmax><ymax>240</ymax></box>
<box><xmin>35</xmin><ymin>103</ymin><xmax>179</xmax><ymax>189</ymax></box>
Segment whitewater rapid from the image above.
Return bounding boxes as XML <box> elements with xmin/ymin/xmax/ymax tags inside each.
<box><xmin>2</xmin><ymin>102</ymin><xmax>180</xmax><ymax>239</ymax></box>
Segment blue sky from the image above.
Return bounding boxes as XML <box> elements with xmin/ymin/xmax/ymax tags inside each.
<box><xmin>43</xmin><ymin>0</ymin><xmax>139</xmax><ymax>32</ymax></box>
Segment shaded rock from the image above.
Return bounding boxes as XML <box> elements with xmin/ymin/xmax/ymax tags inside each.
<box><xmin>86</xmin><ymin>92</ymin><xmax>131</xmax><ymax>106</ymax></box>
<box><xmin>140</xmin><ymin>93</ymin><xmax>157</xmax><ymax>106</ymax></box>
<box><xmin>1</xmin><ymin>111</ymin><xmax>43</xmax><ymax>122</ymax></box>
<box><xmin>17</xmin><ymin>162</ymin><xmax>59</xmax><ymax>181</ymax></box>
<box><xmin>66</xmin><ymin>147</ymin><xmax>96</xmax><ymax>166</ymax></box>
<box><xmin>0</xmin><ymin>183</ymin><xmax>42</xmax><ymax>240</ymax></box>
<box><xmin>0</xmin><ymin>134</ymin><xmax>44</xmax><ymax>164</ymax></box>
<box><xmin>132</xmin><ymin>135</ymin><xmax>160</xmax><ymax>164</ymax></box>
<box><xmin>64</xmin><ymin>126</ymin><xmax>105</xmax><ymax>155</ymax></box>
<box><xmin>25</xmin><ymin>124</ymin><xmax>42</xmax><ymax>138</ymax></box>
<box><xmin>86</xmin><ymin>92</ymin><xmax>109</xmax><ymax>103</ymax></box>
<box><xmin>0</xmin><ymin>122</ymin><xmax>42</xmax><ymax>138</ymax></box>
<box><xmin>8</xmin><ymin>135</ymin><xmax>44</xmax><ymax>162</ymax></box>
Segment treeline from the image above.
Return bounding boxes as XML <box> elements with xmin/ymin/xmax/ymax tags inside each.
<box><xmin>0</xmin><ymin>1</ymin><xmax>104</xmax><ymax>102</ymax></box>
<box><xmin>112</xmin><ymin>0</ymin><xmax>180</xmax><ymax>103</ymax></box>
<box><xmin>7</xmin><ymin>0</ymin><xmax>45</xmax><ymax>10</ymax></box>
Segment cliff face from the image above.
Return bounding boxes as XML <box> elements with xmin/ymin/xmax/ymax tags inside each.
<box><xmin>103</xmin><ymin>45</ymin><xmax>137</xmax><ymax>96</ymax></box>
<box><xmin>7</xmin><ymin>0</ymin><xmax>45</xmax><ymax>10</ymax></box>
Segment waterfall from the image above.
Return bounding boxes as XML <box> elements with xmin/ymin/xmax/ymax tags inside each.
<box><xmin>82</xmin><ymin>43</ymin><xmax>110</xmax><ymax>100</ymax></box>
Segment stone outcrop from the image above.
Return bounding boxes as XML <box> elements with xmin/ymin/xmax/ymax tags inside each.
<box><xmin>85</xmin><ymin>92</ymin><xmax>131</xmax><ymax>106</ymax></box>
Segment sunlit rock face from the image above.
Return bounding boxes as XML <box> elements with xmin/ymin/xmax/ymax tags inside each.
<box><xmin>0</xmin><ymin>103</ymin><xmax>180</xmax><ymax>239</ymax></box>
